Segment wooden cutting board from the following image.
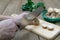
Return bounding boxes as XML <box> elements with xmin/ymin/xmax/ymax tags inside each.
<box><xmin>25</xmin><ymin>19</ymin><xmax>60</xmax><ymax>40</ymax></box>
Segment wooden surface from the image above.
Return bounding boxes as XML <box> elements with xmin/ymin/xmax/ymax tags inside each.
<box><xmin>0</xmin><ymin>0</ymin><xmax>60</xmax><ymax>40</ymax></box>
<box><xmin>0</xmin><ymin>0</ymin><xmax>11</xmax><ymax>15</ymax></box>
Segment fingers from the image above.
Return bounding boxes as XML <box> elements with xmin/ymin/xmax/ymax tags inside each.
<box><xmin>13</xmin><ymin>12</ymin><xmax>30</xmax><ymax>25</ymax></box>
<box><xmin>15</xmin><ymin>12</ymin><xmax>29</xmax><ymax>19</ymax></box>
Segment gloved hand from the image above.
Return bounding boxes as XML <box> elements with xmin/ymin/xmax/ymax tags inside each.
<box><xmin>13</xmin><ymin>12</ymin><xmax>32</xmax><ymax>29</ymax></box>
<box><xmin>0</xmin><ymin>12</ymin><xmax>33</xmax><ymax>32</ymax></box>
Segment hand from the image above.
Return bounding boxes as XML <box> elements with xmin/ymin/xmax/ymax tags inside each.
<box><xmin>13</xmin><ymin>12</ymin><xmax>32</xmax><ymax>29</ymax></box>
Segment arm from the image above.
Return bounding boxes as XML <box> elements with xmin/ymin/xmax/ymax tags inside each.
<box><xmin>0</xmin><ymin>19</ymin><xmax>18</xmax><ymax>40</ymax></box>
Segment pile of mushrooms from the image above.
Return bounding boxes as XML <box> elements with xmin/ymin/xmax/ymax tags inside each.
<box><xmin>46</xmin><ymin>7</ymin><xmax>60</xmax><ymax>18</ymax></box>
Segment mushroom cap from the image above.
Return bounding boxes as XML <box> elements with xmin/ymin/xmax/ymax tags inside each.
<box><xmin>48</xmin><ymin>7</ymin><xmax>54</xmax><ymax>13</ymax></box>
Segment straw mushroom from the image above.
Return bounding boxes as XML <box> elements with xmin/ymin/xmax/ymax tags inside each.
<box><xmin>48</xmin><ymin>7</ymin><xmax>54</xmax><ymax>13</ymax></box>
<box><xmin>47</xmin><ymin>24</ymin><xmax>54</xmax><ymax>31</ymax></box>
<box><xmin>41</xmin><ymin>24</ymin><xmax>47</xmax><ymax>29</ymax></box>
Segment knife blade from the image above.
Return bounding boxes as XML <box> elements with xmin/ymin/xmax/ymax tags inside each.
<box><xmin>25</xmin><ymin>7</ymin><xmax>44</xmax><ymax>21</ymax></box>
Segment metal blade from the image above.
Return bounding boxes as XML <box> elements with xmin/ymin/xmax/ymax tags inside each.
<box><xmin>25</xmin><ymin>7</ymin><xmax>44</xmax><ymax>21</ymax></box>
